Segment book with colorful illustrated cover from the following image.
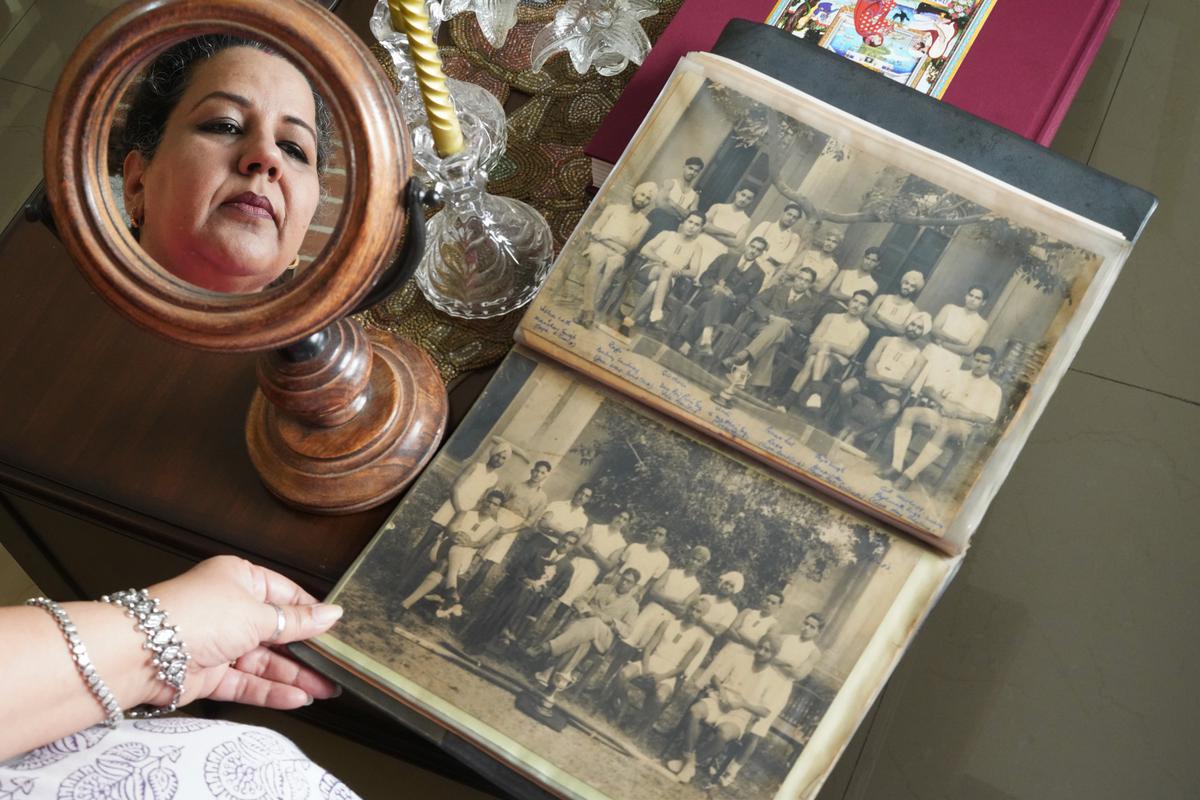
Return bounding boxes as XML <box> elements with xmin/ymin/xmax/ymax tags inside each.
<box><xmin>295</xmin><ymin>21</ymin><xmax>1154</xmax><ymax>800</ymax></box>
<box><xmin>587</xmin><ymin>0</ymin><xmax>1120</xmax><ymax>186</ymax></box>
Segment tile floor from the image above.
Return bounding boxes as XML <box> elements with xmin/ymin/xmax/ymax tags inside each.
<box><xmin>2</xmin><ymin>0</ymin><xmax>1198</xmax><ymax>798</ymax></box>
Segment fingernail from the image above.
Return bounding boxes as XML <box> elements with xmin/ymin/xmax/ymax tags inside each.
<box><xmin>313</xmin><ymin>603</ymin><xmax>344</xmax><ymax>626</ymax></box>
<box><xmin>332</xmin><ymin>685</ymin><xmax>344</xmax><ymax>698</ymax></box>
<box><xmin>304</xmin><ymin>694</ymin><xmax>314</xmax><ymax>707</ymax></box>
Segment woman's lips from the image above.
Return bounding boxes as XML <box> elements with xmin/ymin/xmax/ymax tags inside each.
<box><xmin>221</xmin><ymin>192</ymin><xmax>275</xmax><ymax>222</ymax></box>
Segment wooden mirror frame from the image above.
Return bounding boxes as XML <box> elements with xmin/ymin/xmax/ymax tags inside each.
<box><xmin>44</xmin><ymin>0</ymin><xmax>411</xmax><ymax>352</ymax></box>
<box><xmin>43</xmin><ymin>0</ymin><xmax>448</xmax><ymax>514</ymax></box>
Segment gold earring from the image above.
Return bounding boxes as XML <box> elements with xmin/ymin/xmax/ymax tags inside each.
<box><xmin>129</xmin><ymin>216</ymin><xmax>141</xmax><ymax>229</ymax></box>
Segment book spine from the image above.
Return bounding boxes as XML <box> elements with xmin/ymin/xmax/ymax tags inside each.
<box><xmin>1034</xmin><ymin>0</ymin><xmax>1122</xmax><ymax>146</ymax></box>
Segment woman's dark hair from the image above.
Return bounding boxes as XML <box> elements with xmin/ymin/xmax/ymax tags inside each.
<box><xmin>113</xmin><ymin>35</ymin><xmax>333</xmax><ymax>174</ymax></box>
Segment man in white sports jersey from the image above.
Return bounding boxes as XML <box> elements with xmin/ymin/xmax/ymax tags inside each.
<box><xmin>881</xmin><ymin>347</ymin><xmax>1002</xmax><ymax>491</ymax></box>
<box><xmin>574</xmin><ymin>183</ymin><xmax>656</xmax><ymax>328</ymax></box>
<box><xmin>714</xmin><ymin>613</ymin><xmax>824</xmax><ymax>787</ymax></box>
<box><xmin>610</xmin><ymin>597</ymin><xmax>711</xmax><ymax>732</ymax></box>
<box><xmin>666</xmin><ymin>635</ymin><xmax>783</xmax><ymax>785</ymax></box>
<box><xmin>779</xmin><ymin>290</ymin><xmax>873</xmax><ymax>412</ymax></box>
<box><xmin>832</xmin><ymin>312</ymin><xmax>931</xmax><ymax>444</ymax></box>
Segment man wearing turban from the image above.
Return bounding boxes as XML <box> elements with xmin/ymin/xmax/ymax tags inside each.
<box><xmin>832</xmin><ymin>312</ymin><xmax>931</xmax><ymax>446</ymax></box>
<box><xmin>575</xmin><ymin>182</ymin><xmax>657</xmax><ymax>328</ymax></box>
<box><xmin>864</xmin><ymin>269</ymin><xmax>926</xmax><ymax>336</ymax></box>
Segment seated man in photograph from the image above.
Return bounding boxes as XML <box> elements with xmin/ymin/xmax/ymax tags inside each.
<box><xmin>574</xmin><ymin>183</ymin><xmax>656</xmax><ymax>328</ymax></box>
<box><xmin>864</xmin><ymin>269</ymin><xmax>925</xmax><ymax>336</ymax></box>
<box><xmin>411</xmin><ymin>440</ymin><xmax>511</xmax><ymax>561</ymax></box>
<box><xmin>721</xmin><ymin>268</ymin><xmax>823</xmax><ymax>395</ymax></box>
<box><xmin>678</xmin><ymin>236</ymin><xmax>768</xmax><ymax>357</ymax></box>
<box><xmin>779</xmin><ymin>290</ymin><xmax>873</xmax><ymax>412</ymax></box>
<box><xmin>666</xmin><ymin>635</ymin><xmax>782</xmax><ymax>785</ymax></box>
<box><xmin>399</xmin><ymin>489</ymin><xmax>507</xmax><ymax>619</ymax></box>
<box><xmin>747</xmin><ymin>202</ymin><xmax>804</xmax><ymax>284</ymax></box>
<box><xmin>621</xmin><ymin>211</ymin><xmax>706</xmax><ymax>332</ymax></box>
<box><xmin>609</xmin><ymin>597</ymin><xmax>711</xmax><ymax>732</ymax></box>
<box><xmin>525</xmin><ymin>567</ymin><xmax>642</xmax><ymax>687</ymax></box>
<box><xmin>622</xmin><ymin>545</ymin><xmax>709</xmax><ymax>649</ymax></box>
<box><xmin>772</xmin><ymin>226</ymin><xmax>842</xmax><ymax>292</ymax></box>
<box><xmin>832</xmin><ymin>312</ymin><xmax>931</xmax><ymax>445</ymax></box>
<box><xmin>827</xmin><ymin>246</ymin><xmax>882</xmax><ymax>306</ymax></box>
<box><xmin>553</xmin><ymin>507</ymin><xmax>634</xmax><ymax>610</ymax></box>
<box><xmin>510</xmin><ymin>483</ymin><xmax>593</xmax><ymax>568</ymax></box>
<box><xmin>460</xmin><ymin>529</ymin><xmax>582</xmax><ymax>653</ymax></box>
<box><xmin>713</xmin><ymin>613</ymin><xmax>825</xmax><ymax>786</ymax></box>
<box><xmin>880</xmin><ymin>346</ymin><xmax>1002</xmax><ymax>491</ymax></box>
<box><xmin>463</xmin><ymin>459</ymin><xmax>553</xmax><ymax>606</ymax></box>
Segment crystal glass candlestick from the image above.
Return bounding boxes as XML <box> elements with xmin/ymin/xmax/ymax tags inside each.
<box><xmin>436</xmin><ymin>0</ymin><xmax>520</xmax><ymax>48</ymax></box>
<box><xmin>413</xmin><ymin>125</ymin><xmax>555</xmax><ymax>319</ymax></box>
<box><xmin>370</xmin><ymin>0</ymin><xmax>507</xmax><ymax>164</ymax></box>
<box><xmin>531</xmin><ymin>0</ymin><xmax>656</xmax><ymax>77</ymax></box>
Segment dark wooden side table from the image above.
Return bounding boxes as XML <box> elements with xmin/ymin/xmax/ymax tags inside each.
<box><xmin>0</xmin><ymin>204</ymin><xmax>500</xmax><ymax>794</ymax></box>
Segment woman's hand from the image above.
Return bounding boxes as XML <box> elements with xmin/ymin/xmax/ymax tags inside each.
<box><xmin>147</xmin><ymin>556</ymin><xmax>343</xmax><ymax>711</ymax></box>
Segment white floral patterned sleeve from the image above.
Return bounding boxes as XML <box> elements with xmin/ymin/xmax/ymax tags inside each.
<box><xmin>0</xmin><ymin>718</ymin><xmax>361</xmax><ymax>800</ymax></box>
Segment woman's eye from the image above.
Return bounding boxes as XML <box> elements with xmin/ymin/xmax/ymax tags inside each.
<box><xmin>279</xmin><ymin>141</ymin><xmax>311</xmax><ymax>165</ymax></box>
<box><xmin>200</xmin><ymin>119</ymin><xmax>241</xmax><ymax>135</ymax></box>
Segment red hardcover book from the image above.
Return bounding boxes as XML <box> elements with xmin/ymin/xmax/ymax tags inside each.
<box><xmin>587</xmin><ymin>0</ymin><xmax>1120</xmax><ymax>184</ymax></box>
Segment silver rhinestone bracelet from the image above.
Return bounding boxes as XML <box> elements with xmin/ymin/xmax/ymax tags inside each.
<box><xmin>26</xmin><ymin>597</ymin><xmax>124</xmax><ymax>727</ymax></box>
<box><xmin>99</xmin><ymin>588</ymin><xmax>190</xmax><ymax>717</ymax></box>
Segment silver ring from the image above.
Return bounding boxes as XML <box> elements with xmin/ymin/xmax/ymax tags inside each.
<box><xmin>268</xmin><ymin>603</ymin><xmax>286</xmax><ymax>642</ymax></box>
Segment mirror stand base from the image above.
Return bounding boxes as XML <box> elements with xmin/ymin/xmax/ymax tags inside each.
<box><xmin>245</xmin><ymin>329</ymin><xmax>448</xmax><ymax>515</ymax></box>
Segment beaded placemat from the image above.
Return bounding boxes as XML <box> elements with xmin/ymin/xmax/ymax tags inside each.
<box><xmin>361</xmin><ymin>0</ymin><xmax>683</xmax><ymax>385</ymax></box>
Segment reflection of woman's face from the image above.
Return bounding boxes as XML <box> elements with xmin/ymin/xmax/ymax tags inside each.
<box><xmin>123</xmin><ymin>47</ymin><xmax>321</xmax><ymax>293</ymax></box>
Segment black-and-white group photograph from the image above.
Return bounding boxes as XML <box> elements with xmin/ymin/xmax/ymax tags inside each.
<box><xmin>324</xmin><ymin>354</ymin><xmax>938</xmax><ymax>800</ymax></box>
<box><xmin>522</xmin><ymin>66</ymin><xmax>1112</xmax><ymax>542</ymax></box>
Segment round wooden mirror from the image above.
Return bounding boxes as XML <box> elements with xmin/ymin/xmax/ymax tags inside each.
<box><xmin>43</xmin><ymin>0</ymin><xmax>448</xmax><ymax>513</ymax></box>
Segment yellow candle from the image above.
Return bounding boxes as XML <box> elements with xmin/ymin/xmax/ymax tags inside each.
<box><xmin>388</xmin><ymin>0</ymin><xmax>465</xmax><ymax>157</ymax></box>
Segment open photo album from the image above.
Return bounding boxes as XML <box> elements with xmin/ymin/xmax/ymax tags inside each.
<box><xmin>296</xmin><ymin>21</ymin><xmax>1155</xmax><ymax>800</ymax></box>
<box><xmin>519</xmin><ymin>29</ymin><xmax>1154</xmax><ymax>553</ymax></box>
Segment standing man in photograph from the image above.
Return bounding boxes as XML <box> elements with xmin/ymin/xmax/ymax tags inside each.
<box><xmin>748</xmin><ymin>202</ymin><xmax>804</xmax><ymax>285</ymax></box>
<box><xmin>464</xmin><ymin>459</ymin><xmax>553</xmax><ymax>607</ymax></box>
<box><xmin>409</xmin><ymin>440</ymin><xmax>512</xmax><ymax>566</ymax></box>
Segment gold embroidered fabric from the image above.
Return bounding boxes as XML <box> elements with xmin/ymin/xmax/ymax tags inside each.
<box><xmin>361</xmin><ymin>1</ymin><xmax>683</xmax><ymax>386</ymax></box>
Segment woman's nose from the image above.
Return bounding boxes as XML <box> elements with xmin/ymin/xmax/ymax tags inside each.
<box><xmin>238</xmin><ymin>134</ymin><xmax>283</xmax><ymax>180</ymax></box>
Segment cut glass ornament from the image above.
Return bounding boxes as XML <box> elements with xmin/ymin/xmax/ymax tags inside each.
<box><xmin>531</xmin><ymin>0</ymin><xmax>656</xmax><ymax>77</ymax></box>
<box><xmin>412</xmin><ymin>125</ymin><xmax>555</xmax><ymax>319</ymax></box>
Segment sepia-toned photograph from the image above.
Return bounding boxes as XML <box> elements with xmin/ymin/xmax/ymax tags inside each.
<box><xmin>318</xmin><ymin>352</ymin><xmax>945</xmax><ymax>800</ymax></box>
<box><xmin>520</xmin><ymin>55</ymin><xmax>1126</xmax><ymax>547</ymax></box>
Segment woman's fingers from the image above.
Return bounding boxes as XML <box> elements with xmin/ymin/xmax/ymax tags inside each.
<box><xmin>248</xmin><ymin>561</ymin><xmax>322</xmax><ymax>607</ymax></box>
<box><xmin>233</xmin><ymin>646</ymin><xmax>340</xmax><ymax>700</ymax></box>
<box><xmin>209</xmin><ymin>667</ymin><xmax>309</xmax><ymax>709</ymax></box>
<box><xmin>255</xmin><ymin>600</ymin><xmax>343</xmax><ymax>646</ymax></box>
